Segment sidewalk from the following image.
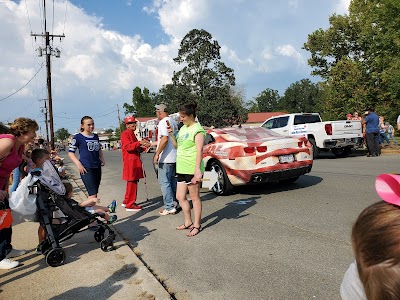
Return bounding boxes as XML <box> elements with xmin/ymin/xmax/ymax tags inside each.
<box><xmin>0</xmin><ymin>173</ymin><xmax>171</xmax><ymax>300</ymax></box>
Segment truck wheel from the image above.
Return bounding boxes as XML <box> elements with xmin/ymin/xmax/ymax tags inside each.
<box><xmin>332</xmin><ymin>146</ymin><xmax>352</xmax><ymax>158</ymax></box>
<box><xmin>309</xmin><ymin>137</ymin><xmax>319</xmax><ymax>159</ymax></box>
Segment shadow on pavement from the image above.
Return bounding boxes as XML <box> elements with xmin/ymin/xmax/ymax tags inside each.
<box><xmin>202</xmin><ymin>197</ymin><xmax>260</xmax><ymax>230</ymax></box>
<box><xmin>49</xmin><ymin>264</ymin><xmax>138</xmax><ymax>300</ymax></box>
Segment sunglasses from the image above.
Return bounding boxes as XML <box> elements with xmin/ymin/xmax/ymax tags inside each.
<box><xmin>127</xmin><ymin>122</ymin><xmax>137</xmax><ymax>125</ymax></box>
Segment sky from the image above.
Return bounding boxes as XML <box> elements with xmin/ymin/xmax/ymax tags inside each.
<box><xmin>0</xmin><ymin>0</ymin><xmax>351</xmax><ymax>135</ymax></box>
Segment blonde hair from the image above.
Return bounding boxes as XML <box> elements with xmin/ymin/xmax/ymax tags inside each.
<box><xmin>9</xmin><ymin>118</ymin><xmax>38</xmax><ymax>136</ymax></box>
<box><xmin>352</xmin><ymin>201</ymin><xmax>400</xmax><ymax>299</ymax></box>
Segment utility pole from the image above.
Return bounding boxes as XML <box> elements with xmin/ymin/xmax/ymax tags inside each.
<box><xmin>39</xmin><ymin>99</ymin><xmax>49</xmax><ymax>143</ymax></box>
<box><xmin>117</xmin><ymin>104</ymin><xmax>124</xmax><ymax>133</ymax></box>
<box><xmin>32</xmin><ymin>0</ymin><xmax>64</xmax><ymax>149</ymax></box>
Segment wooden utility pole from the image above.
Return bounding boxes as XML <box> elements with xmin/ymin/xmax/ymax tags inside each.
<box><xmin>39</xmin><ymin>99</ymin><xmax>49</xmax><ymax>143</ymax></box>
<box><xmin>117</xmin><ymin>104</ymin><xmax>124</xmax><ymax>133</ymax></box>
<box><xmin>31</xmin><ymin>0</ymin><xmax>64</xmax><ymax>149</ymax></box>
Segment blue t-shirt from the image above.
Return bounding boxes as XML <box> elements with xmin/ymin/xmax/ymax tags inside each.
<box><xmin>364</xmin><ymin>112</ymin><xmax>379</xmax><ymax>133</ymax></box>
<box><xmin>69</xmin><ymin>133</ymin><xmax>102</xmax><ymax>168</ymax></box>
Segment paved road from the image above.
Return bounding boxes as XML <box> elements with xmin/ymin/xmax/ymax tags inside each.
<box><xmin>69</xmin><ymin>150</ymin><xmax>400</xmax><ymax>299</ymax></box>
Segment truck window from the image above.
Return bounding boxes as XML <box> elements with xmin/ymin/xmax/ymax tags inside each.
<box><xmin>275</xmin><ymin>116</ymin><xmax>289</xmax><ymax>128</ymax></box>
<box><xmin>262</xmin><ymin>119</ymin><xmax>275</xmax><ymax>129</ymax></box>
<box><xmin>294</xmin><ymin>115</ymin><xmax>321</xmax><ymax>125</ymax></box>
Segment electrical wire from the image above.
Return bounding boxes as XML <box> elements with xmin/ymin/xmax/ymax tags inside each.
<box><xmin>0</xmin><ymin>63</ymin><xmax>45</xmax><ymax>102</ymax></box>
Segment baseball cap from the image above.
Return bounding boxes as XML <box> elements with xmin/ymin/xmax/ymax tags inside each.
<box><xmin>155</xmin><ymin>104</ymin><xmax>167</xmax><ymax>112</ymax></box>
<box><xmin>376</xmin><ymin>174</ymin><xmax>400</xmax><ymax>206</ymax></box>
<box><xmin>124</xmin><ymin>116</ymin><xmax>137</xmax><ymax>124</ymax></box>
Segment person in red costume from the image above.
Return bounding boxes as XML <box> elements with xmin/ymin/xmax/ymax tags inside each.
<box><xmin>120</xmin><ymin>116</ymin><xmax>151</xmax><ymax>211</ymax></box>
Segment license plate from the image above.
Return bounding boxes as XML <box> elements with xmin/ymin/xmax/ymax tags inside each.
<box><xmin>279</xmin><ymin>154</ymin><xmax>294</xmax><ymax>163</ymax></box>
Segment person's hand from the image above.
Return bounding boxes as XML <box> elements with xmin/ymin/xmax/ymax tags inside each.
<box><xmin>191</xmin><ymin>169</ymin><xmax>203</xmax><ymax>184</ymax></box>
<box><xmin>153</xmin><ymin>153</ymin><xmax>159</xmax><ymax>164</ymax></box>
<box><xmin>140</xmin><ymin>139</ymin><xmax>151</xmax><ymax>148</ymax></box>
<box><xmin>101</xmin><ymin>160</ymin><xmax>105</xmax><ymax>166</ymax></box>
<box><xmin>0</xmin><ymin>190</ymin><xmax>8</xmax><ymax>201</ymax></box>
<box><xmin>77</xmin><ymin>162</ymin><xmax>87</xmax><ymax>175</ymax></box>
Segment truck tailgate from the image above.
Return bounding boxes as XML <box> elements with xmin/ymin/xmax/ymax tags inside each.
<box><xmin>331</xmin><ymin>120</ymin><xmax>362</xmax><ymax>135</ymax></box>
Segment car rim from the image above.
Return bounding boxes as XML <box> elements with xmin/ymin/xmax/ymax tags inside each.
<box><xmin>212</xmin><ymin>164</ymin><xmax>224</xmax><ymax>193</ymax></box>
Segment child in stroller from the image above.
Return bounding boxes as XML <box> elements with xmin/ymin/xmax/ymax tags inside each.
<box><xmin>28</xmin><ymin>150</ymin><xmax>116</xmax><ymax>267</ymax></box>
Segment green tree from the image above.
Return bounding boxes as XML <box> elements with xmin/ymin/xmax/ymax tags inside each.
<box><xmin>253</xmin><ymin>88</ymin><xmax>281</xmax><ymax>112</ymax></box>
<box><xmin>104</xmin><ymin>128</ymin><xmax>114</xmax><ymax>134</ymax></box>
<box><xmin>279</xmin><ymin>79</ymin><xmax>323</xmax><ymax>114</ymax></box>
<box><xmin>171</xmin><ymin>29</ymin><xmax>246</xmax><ymax>127</ymax></box>
<box><xmin>303</xmin><ymin>0</ymin><xmax>400</xmax><ymax>121</ymax></box>
<box><xmin>55</xmin><ymin>128</ymin><xmax>70</xmax><ymax>141</ymax></box>
<box><xmin>123</xmin><ymin>87</ymin><xmax>155</xmax><ymax>117</ymax></box>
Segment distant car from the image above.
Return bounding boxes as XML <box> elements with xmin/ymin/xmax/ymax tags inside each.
<box><xmin>203</xmin><ymin>127</ymin><xmax>313</xmax><ymax>195</ymax></box>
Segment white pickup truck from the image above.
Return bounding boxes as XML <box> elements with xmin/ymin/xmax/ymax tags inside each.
<box><xmin>261</xmin><ymin>113</ymin><xmax>363</xmax><ymax>158</ymax></box>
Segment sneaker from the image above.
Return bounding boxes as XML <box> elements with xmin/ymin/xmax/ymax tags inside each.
<box><xmin>159</xmin><ymin>208</ymin><xmax>177</xmax><ymax>216</ymax></box>
<box><xmin>126</xmin><ymin>204</ymin><xmax>142</xmax><ymax>212</ymax></box>
<box><xmin>7</xmin><ymin>249</ymin><xmax>27</xmax><ymax>258</ymax></box>
<box><xmin>121</xmin><ymin>203</ymin><xmax>126</xmax><ymax>207</ymax></box>
<box><xmin>0</xmin><ymin>258</ymin><xmax>19</xmax><ymax>269</ymax></box>
<box><xmin>35</xmin><ymin>244</ymin><xmax>42</xmax><ymax>255</ymax></box>
<box><xmin>108</xmin><ymin>200</ymin><xmax>117</xmax><ymax>213</ymax></box>
<box><xmin>107</xmin><ymin>215</ymin><xmax>117</xmax><ymax>224</ymax></box>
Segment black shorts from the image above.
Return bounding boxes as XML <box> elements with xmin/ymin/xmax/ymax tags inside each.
<box><xmin>176</xmin><ymin>173</ymin><xmax>194</xmax><ymax>184</ymax></box>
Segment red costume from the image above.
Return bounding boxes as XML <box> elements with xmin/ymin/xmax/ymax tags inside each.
<box><xmin>121</xmin><ymin>128</ymin><xmax>144</xmax><ymax>208</ymax></box>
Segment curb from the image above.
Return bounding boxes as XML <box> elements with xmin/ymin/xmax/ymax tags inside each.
<box><xmin>65</xmin><ymin>164</ymin><xmax>172</xmax><ymax>300</ymax></box>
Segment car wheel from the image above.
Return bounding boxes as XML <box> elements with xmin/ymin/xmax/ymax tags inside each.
<box><xmin>210</xmin><ymin>161</ymin><xmax>233</xmax><ymax>196</ymax></box>
<box><xmin>308</xmin><ymin>137</ymin><xmax>319</xmax><ymax>159</ymax></box>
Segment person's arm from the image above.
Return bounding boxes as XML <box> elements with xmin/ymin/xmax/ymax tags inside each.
<box><xmin>192</xmin><ymin>132</ymin><xmax>205</xmax><ymax>184</ymax></box>
<box><xmin>99</xmin><ymin>148</ymin><xmax>105</xmax><ymax>166</ymax></box>
<box><xmin>154</xmin><ymin>136</ymin><xmax>168</xmax><ymax>163</ymax></box>
<box><xmin>79</xmin><ymin>197</ymin><xmax>99</xmax><ymax>207</ymax></box>
<box><xmin>0</xmin><ymin>138</ymin><xmax>14</xmax><ymax>165</ymax></box>
<box><xmin>121</xmin><ymin>131</ymin><xmax>141</xmax><ymax>152</ymax></box>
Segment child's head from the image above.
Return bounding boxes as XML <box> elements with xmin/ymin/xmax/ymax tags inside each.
<box><xmin>59</xmin><ymin>161</ymin><xmax>64</xmax><ymax>167</ymax></box>
<box><xmin>352</xmin><ymin>174</ymin><xmax>400</xmax><ymax>299</ymax></box>
<box><xmin>31</xmin><ymin>149</ymin><xmax>50</xmax><ymax>168</ymax></box>
<box><xmin>63</xmin><ymin>182</ymin><xmax>73</xmax><ymax>199</ymax></box>
<box><xmin>352</xmin><ymin>201</ymin><xmax>400</xmax><ymax>299</ymax></box>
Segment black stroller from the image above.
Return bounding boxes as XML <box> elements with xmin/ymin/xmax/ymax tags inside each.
<box><xmin>29</xmin><ymin>162</ymin><xmax>115</xmax><ymax>267</ymax></box>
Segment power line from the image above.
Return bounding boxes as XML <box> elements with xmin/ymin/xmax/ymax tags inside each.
<box><xmin>0</xmin><ymin>63</ymin><xmax>44</xmax><ymax>102</ymax></box>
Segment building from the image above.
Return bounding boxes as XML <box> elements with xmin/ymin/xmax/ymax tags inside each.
<box><xmin>243</xmin><ymin>112</ymin><xmax>287</xmax><ymax>127</ymax></box>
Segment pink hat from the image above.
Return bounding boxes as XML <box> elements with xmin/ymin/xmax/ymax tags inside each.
<box><xmin>375</xmin><ymin>174</ymin><xmax>400</xmax><ymax>205</ymax></box>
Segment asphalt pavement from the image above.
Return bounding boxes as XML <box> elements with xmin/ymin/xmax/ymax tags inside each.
<box><xmin>1</xmin><ymin>149</ymin><xmax>399</xmax><ymax>300</ymax></box>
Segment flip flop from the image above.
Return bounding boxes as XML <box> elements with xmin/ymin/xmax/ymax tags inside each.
<box><xmin>176</xmin><ymin>223</ymin><xmax>193</xmax><ymax>230</ymax></box>
<box><xmin>187</xmin><ymin>226</ymin><xmax>202</xmax><ymax>237</ymax></box>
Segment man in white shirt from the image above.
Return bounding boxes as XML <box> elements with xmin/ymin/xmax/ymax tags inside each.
<box><xmin>153</xmin><ymin>104</ymin><xmax>179</xmax><ymax>215</ymax></box>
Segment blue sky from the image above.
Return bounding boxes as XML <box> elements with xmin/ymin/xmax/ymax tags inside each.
<box><xmin>0</xmin><ymin>0</ymin><xmax>350</xmax><ymax>135</ymax></box>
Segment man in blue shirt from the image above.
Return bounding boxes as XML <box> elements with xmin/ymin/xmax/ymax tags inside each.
<box><xmin>362</xmin><ymin>107</ymin><xmax>380</xmax><ymax>157</ymax></box>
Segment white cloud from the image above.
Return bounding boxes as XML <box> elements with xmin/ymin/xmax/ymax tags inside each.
<box><xmin>335</xmin><ymin>0</ymin><xmax>351</xmax><ymax>14</ymax></box>
<box><xmin>0</xmin><ymin>0</ymin><xmax>351</xmax><ymax>130</ymax></box>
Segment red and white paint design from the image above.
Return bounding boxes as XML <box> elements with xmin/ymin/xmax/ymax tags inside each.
<box><xmin>203</xmin><ymin>127</ymin><xmax>313</xmax><ymax>186</ymax></box>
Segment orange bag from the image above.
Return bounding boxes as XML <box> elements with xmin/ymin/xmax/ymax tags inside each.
<box><xmin>0</xmin><ymin>208</ymin><xmax>13</xmax><ymax>230</ymax></box>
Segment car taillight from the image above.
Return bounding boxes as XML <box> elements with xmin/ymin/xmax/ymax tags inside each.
<box><xmin>256</xmin><ymin>146</ymin><xmax>267</xmax><ymax>152</ymax></box>
<box><xmin>244</xmin><ymin>146</ymin><xmax>255</xmax><ymax>154</ymax></box>
<box><xmin>325</xmin><ymin>124</ymin><xmax>332</xmax><ymax>135</ymax></box>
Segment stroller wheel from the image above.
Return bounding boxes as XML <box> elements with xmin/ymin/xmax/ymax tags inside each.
<box><xmin>100</xmin><ymin>238</ymin><xmax>114</xmax><ymax>252</ymax></box>
<box><xmin>94</xmin><ymin>231</ymin><xmax>104</xmax><ymax>242</ymax></box>
<box><xmin>46</xmin><ymin>248</ymin><xmax>66</xmax><ymax>267</ymax></box>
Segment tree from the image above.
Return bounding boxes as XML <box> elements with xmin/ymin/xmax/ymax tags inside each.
<box><xmin>303</xmin><ymin>0</ymin><xmax>400</xmax><ymax>121</ymax></box>
<box><xmin>55</xmin><ymin>128</ymin><xmax>70</xmax><ymax>141</ymax></box>
<box><xmin>252</xmin><ymin>88</ymin><xmax>281</xmax><ymax>112</ymax></box>
<box><xmin>123</xmin><ymin>87</ymin><xmax>155</xmax><ymax>117</ymax></box>
<box><xmin>279</xmin><ymin>79</ymin><xmax>324</xmax><ymax>114</ymax></box>
<box><xmin>171</xmin><ymin>29</ymin><xmax>246</xmax><ymax>127</ymax></box>
<box><xmin>104</xmin><ymin>128</ymin><xmax>114</xmax><ymax>134</ymax></box>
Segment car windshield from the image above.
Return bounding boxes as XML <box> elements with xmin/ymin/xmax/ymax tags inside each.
<box><xmin>294</xmin><ymin>115</ymin><xmax>321</xmax><ymax>125</ymax></box>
